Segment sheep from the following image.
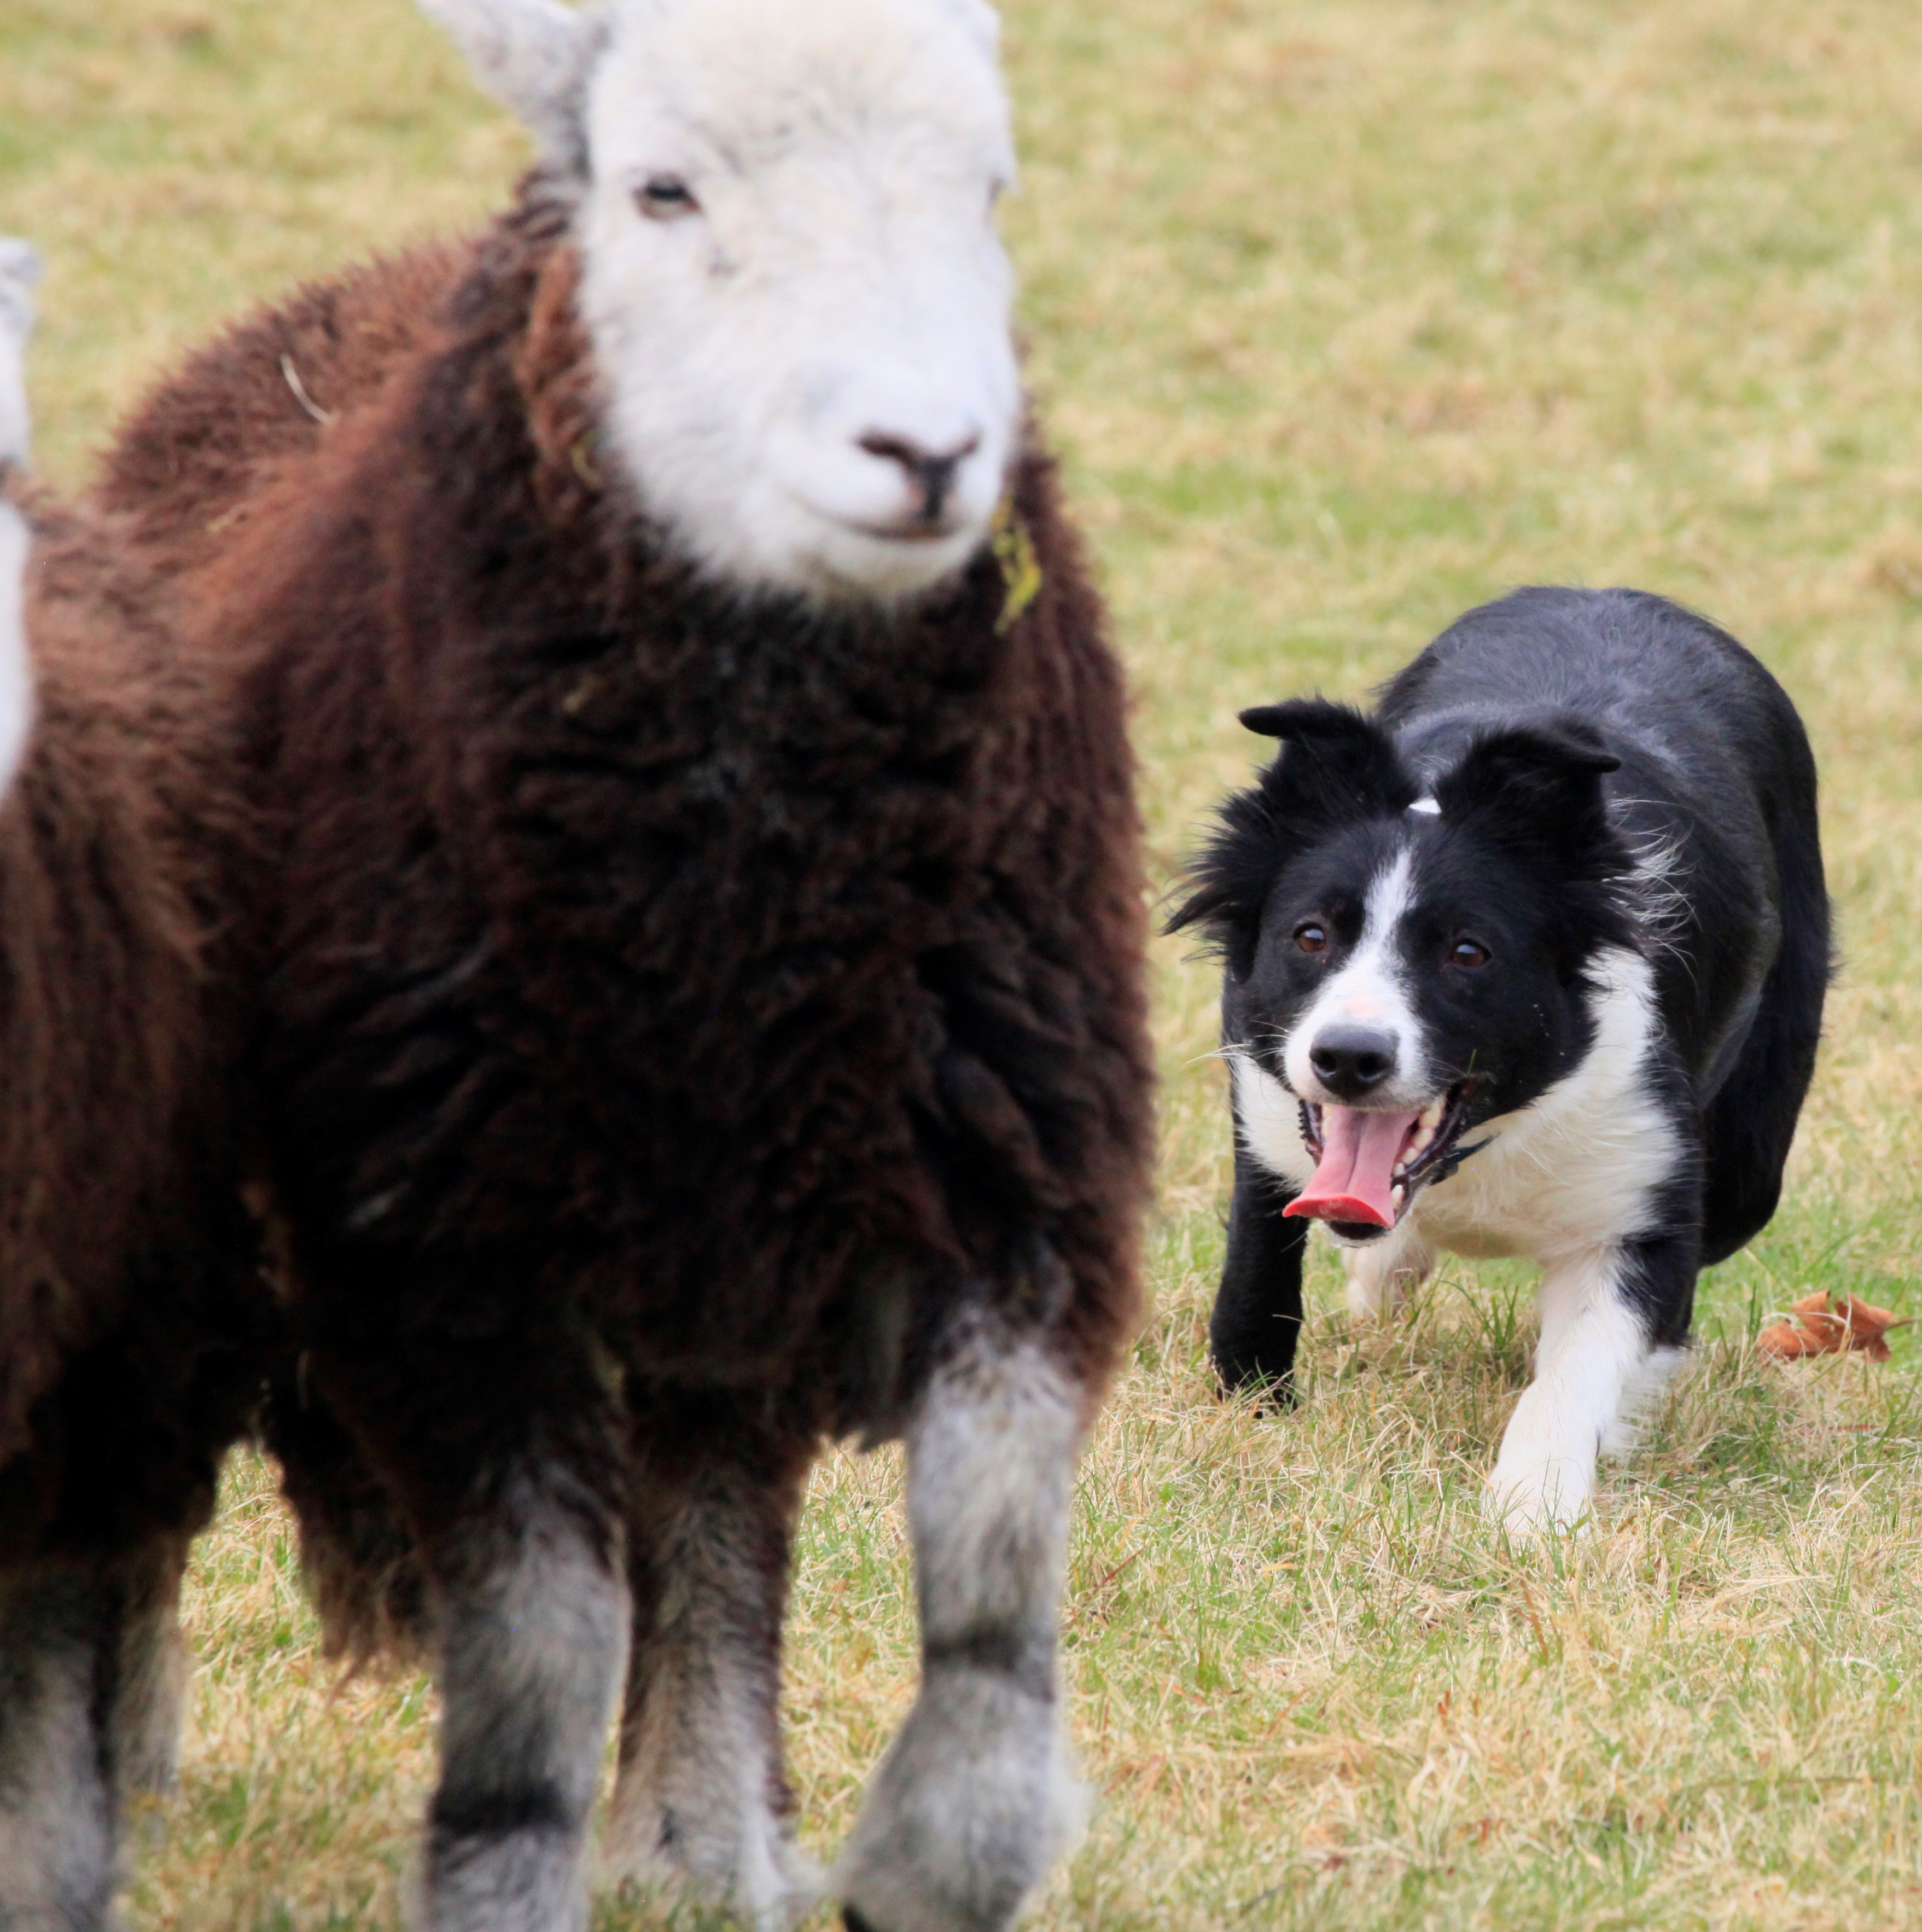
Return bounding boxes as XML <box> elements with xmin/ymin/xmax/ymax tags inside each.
<box><xmin>99</xmin><ymin>2</ymin><xmax>1155</xmax><ymax>1928</ymax></box>
<box><xmin>0</xmin><ymin>244</ymin><xmax>264</xmax><ymax>1928</ymax></box>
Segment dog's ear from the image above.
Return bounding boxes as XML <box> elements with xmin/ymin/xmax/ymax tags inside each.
<box><xmin>1236</xmin><ymin>699</ymin><xmax>1411</xmax><ymax>822</ymax></box>
<box><xmin>1434</xmin><ymin>722</ymin><xmax>1620</xmax><ymax>847</ymax></box>
<box><xmin>1168</xmin><ymin>700</ymin><xmax>1407</xmax><ymax>972</ymax></box>
<box><xmin>1434</xmin><ymin>722</ymin><xmax>1638</xmax><ymax>965</ymax></box>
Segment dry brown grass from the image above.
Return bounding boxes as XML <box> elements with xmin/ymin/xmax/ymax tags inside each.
<box><xmin>7</xmin><ymin>0</ymin><xmax>1922</xmax><ymax>1924</ymax></box>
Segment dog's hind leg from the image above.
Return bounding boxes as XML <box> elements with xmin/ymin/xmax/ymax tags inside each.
<box><xmin>835</xmin><ymin>1300</ymin><xmax>1086</xmax><ymax>1932</ymax></box>
<box><xmin>604</xmin><ymin>1397</ymin><xmax>819</xmax><ymax>1930</ymax></box>
<box><xmin>1486</xmin><ymin>1231</ymin><xmax>1693</xmax><ymax>1532</ymax></box>
<box><xmin>1699</xmin><ymin>808</ymin><xmax>1830</xmax><ymax>1267</ymax></box>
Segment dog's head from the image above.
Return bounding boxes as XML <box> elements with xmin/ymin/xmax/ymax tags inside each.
<box><xmin>1172</xmin><ymin>699</ymin><xmax>1639</xmax><ymax>1242</ymax></box>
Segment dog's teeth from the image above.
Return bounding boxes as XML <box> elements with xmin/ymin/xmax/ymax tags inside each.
<box><xmin>1419</xmin><ymin>1098</ymin><xmax>1445</xmax><ymax>1130</ymax></box>
<box><xmin>1390</xmin><ymin>1184</ymin><xmax>1406</xmax><ymax>1208</ymax></box>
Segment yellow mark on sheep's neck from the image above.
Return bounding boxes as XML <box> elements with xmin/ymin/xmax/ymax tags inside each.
<box><xmin>992</xmin><ymin>498</ymin><xmax>1042</xmax><ymax>635</ymax></box>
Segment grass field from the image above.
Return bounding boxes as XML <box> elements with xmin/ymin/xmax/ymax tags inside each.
<box><xmin>7</xmin><ymin>0</ymin><xmax>1922</xmax><ymax>1925</ymax></box>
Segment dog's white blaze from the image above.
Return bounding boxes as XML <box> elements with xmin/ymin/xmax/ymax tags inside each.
<box><xmin>1283</xmin><ymin>845</ymin><xmax>1431</xmax><ymax>1105</ymax></box>
<box><xmin>427</xmin><ymin>0</ymin><xmax>1021</xmax><ymax>604</ymax></box>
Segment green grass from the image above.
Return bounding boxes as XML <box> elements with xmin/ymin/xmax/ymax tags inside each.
<box><xmin>7</xmin><ymin>0</ymin><xmax>1922</xmax><ymax>1925</ymax></box>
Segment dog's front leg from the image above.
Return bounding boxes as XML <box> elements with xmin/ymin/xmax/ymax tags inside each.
<box><xmin>835</xmin><ymin>1306</ymin><xmax>1086</xmax><ymax>1932</ymax></box>
<box><xmin>1486</xmin><ymin>1233</ymin><xmax>1691</xmax><ymax>1532</ymax></box>
<box><xmin>1212</xmin><ymin>1144</ymin><xmax>1312</xmax><ymax>1396</ymax></box>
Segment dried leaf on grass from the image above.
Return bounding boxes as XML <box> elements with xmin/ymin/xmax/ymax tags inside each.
<box><xmin>1757</xmin><ymin>1289</ymin><xmax>1912</xmax><ymax>1363</ymax></box>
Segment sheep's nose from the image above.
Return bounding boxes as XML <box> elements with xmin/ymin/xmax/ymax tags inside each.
<box><xmin>857</xmin><ymin>428</ymin><xmax>981</xmax><ymax>525</ymax></box>
<box><xmin>1308</xmin><ymin>1025</ymin><xmax>1399</xmax><ymax>1100</ymax></box>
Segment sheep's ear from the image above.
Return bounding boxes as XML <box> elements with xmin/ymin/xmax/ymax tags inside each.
<box><xmin>0</xmin><ymin>240</ymin><xmax>40</xmax><ymax>475</ymax></box>
<box><xmin>418</xmin><ymin>0</ymin><xmax>606</xmax><ymax>172</ymax></box>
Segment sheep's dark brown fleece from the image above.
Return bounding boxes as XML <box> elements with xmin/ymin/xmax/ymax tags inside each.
<box><xmin>104</xmin><ymin>177</ymin><xmax>1153</xmax><ymax>1923</ymax></box>
<box><xmin>0</xmin><ymin>494</ymin><xmax>263</xmax><ymax>1919</ymax></box>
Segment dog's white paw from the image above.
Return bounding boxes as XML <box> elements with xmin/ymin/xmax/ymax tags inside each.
<box><xmin>834</xmin><ymin>1669</ymin><xmax>1085</xmax><ymax>1932</ymax></box>
<box><xmin>1483</xmin><ymin>1460</ymin><xmax>1593</xmax><ymax>1536</ymax></box>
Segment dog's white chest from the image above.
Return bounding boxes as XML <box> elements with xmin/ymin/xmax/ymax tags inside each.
<box><xmin>1408</xmin><ymin>951</ymin><xmax>1675</xmax><ymax>1263</ymax></box>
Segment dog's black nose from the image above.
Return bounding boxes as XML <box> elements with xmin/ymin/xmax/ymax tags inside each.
<box><xmin>1308</xmin><ymin>1025</ymin><xmax>1399</xmax><ymax>1099</ymax></box>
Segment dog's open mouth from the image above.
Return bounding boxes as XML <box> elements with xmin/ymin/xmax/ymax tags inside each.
<box><xmin>1283</xmin><ymin>1086</ymin><xmax>1473</xmax><ymax>1241</ymax></box>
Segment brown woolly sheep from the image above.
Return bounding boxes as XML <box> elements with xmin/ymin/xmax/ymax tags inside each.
<box><xmin>0</xmin><ymin>244</ymin><xmax>264</xmax><ymax>1927</ymax></box>
<box><xmin>99</xmin><ymin>2</ymin><xmax>1154</xmax><ymax>1929</ymax></box>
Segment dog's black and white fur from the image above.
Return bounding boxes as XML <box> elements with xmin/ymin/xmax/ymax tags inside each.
<box><xmin>1174</xmin><ymin>587</ymin><xmax>1831</xmax><ymax>1528</ymax></box>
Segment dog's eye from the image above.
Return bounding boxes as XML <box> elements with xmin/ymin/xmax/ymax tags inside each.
<box><xmin>635</xmin><ymin>174</ymin><xmax>700</xmax><ymax>220</ymax></box>
<box><xmin>1294</xmin><ymin>922</ymin><xmax>1329</xmax><ymax>955</ymax></box>
<box><xmin>1449</xmin><ymin>938</ymin><xmax>1490</xmax><ymax>969</ymax></box>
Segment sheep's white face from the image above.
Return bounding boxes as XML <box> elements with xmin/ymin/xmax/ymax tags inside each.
<box><xmin>423</xmin><ymin>0</ymin><xmax>1021</xmax><ymax>604</ymax></box>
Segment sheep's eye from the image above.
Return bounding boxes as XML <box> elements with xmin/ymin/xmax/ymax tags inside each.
<box><xmin>635</xmin><ymin>174</ymin><xmax>699</xmax><ymax>220</ymax></box>
<box><xmin>1294</xmin><ymin>922</ymin><xmax>1329</xmax><ymax>956</ymax></box>
<box><xmin>1450</xmin><ymin>938</ymin><xmax>1490</xmax><ymax>969</ymax></box>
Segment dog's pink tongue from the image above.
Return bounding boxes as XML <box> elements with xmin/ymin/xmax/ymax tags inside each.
<box><xmin>1284</xmin><ymin>1107</ymin><xmax>1418</xmax><ymax>1228</ymax></box>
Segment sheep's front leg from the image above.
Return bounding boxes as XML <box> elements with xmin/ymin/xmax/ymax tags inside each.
<box><xmin>1486</xmin><ymin>1233</ymin><xmax>1691</xmax><ymax>1532</ymax></box>
<box><xmin>0</xmin><ymin>1533</ymin><xmax>185</xmax><ymax>1931</ymax></box>
<box><xmin>836</xmin><ymin>1313</ymin><xmax>1085</xmax><ymax>1932</ymax></box>
<box><xmin>604</xmin><ymin>1400</ymin><xmax>819</xmax><ymax>1929</ymax></box>
<box><xmin>0</xmin><ymin>1560</ymin><xmax>120</xmax><ymax>1931</ymax></box>
<box><xmin>424</xmin><ymin>1466</ymin><xmax>630</xmax><ymax>1932</ymax></box>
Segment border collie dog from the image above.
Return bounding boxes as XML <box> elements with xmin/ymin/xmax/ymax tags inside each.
<box><xmin>1173</xmin><ymin>587</ymin><xmax>1830</xmax><ymax>1528</ymax></box>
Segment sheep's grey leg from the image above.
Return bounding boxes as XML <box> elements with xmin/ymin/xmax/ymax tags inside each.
<box><xmin>423</xmin><ymin>1468</ymin><xmax>630</xmax><ymax>1932</ymax></box>
<box><xmin>604</xmin><ymin>1410</ymin><xmax>818</xmax><ymax>1929</ymax></box>
<box><xmin>835</xmin><ymin>1313</ymin><xmax>1086</xmax><ymax>1932</ymax></box>
<box><xmin>110</xmin><ymin>1534</ymin><xmax>190</xmax><ymax>1806</ymax></box>
<box><xmin>0</xmin><ymin>1561</ymin><xmax>120</xmax><ymax>1932</ymax></box>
